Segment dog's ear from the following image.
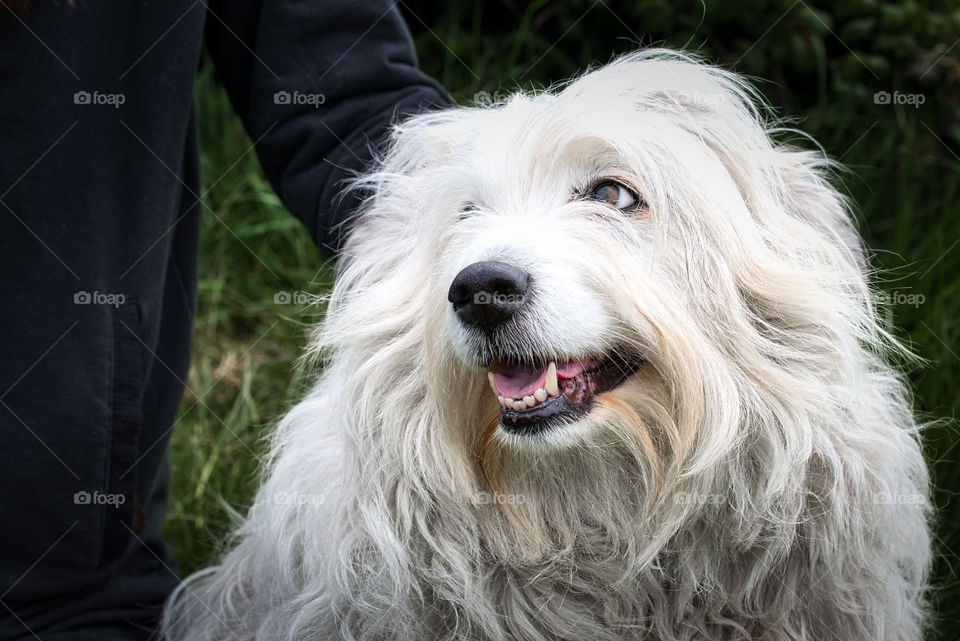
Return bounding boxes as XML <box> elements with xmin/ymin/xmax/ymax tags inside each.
<box><xmin>373</xmin><ymin>109</ymin><xmax>477</xmax><ymax>177</ymax></box>
<box><xmin>766</xmin><ymin>148</ymin><xmax>868</xmax><ymax>274</ymax></box>
<box><xmin>336</xmin><ymin>108</ymin><xmax>470</xmax><ymax>267</ymax></box>
<box><xmin>608</xmin><ymin>50</ymin><xmax>867</xmax><ymax>276</ymax></box>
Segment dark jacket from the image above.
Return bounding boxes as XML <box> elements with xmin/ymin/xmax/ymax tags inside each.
<box><xmin>0</xmin><ymin>1</ymin><xmax>448</xmax><ymax>637</ymax></box>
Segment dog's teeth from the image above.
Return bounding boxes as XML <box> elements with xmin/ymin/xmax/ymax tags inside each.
<box><xmin>497</xmin><ymin>395</ymin><xmax>507</xmax><ymax>408</ymax></box>
<box><xmin>487</xmin><ymin>372</ymin><xmax>497</xmax><ymax>396</ymax></box>
<box><xmin>513</xmin><ymin>400</ymin><xmax>525</xmax><ymax>411</ymax></box>
<box><xmin>534</xmin><ymin>388</ymin><xmax>547</xmax><ymax>402</ymax></box>
<box><xmin>523</xmin><ymin>395</ymin><xmax>535</xmax><ymax>408</ymax></box>
<box><xmin>545</xmin><ymin>362</ymin><xmax>559</xmax><ymax>396</ymax></box>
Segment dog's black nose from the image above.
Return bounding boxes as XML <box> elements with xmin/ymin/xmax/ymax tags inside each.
<box><xmin>448</xmin><ymin>261</ymin><xmax>531</xmax><ymax>330</ymax></box>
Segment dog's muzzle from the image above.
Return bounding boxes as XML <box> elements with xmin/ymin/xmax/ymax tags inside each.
<box><xmin>447</xmin><ymin>260</ymin><xmax>644</xmax><ymax>435</ymax></box>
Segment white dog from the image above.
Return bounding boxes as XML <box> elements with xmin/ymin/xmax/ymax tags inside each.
<box><xmin>165</xmin><ymin>50</ymin><xmax>931</xmax><ymax>641</ymax></box>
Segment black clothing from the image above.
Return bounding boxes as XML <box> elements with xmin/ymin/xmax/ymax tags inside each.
<box><xmin>0</xmin><ymin>1</ymin><xmax>447</xmax><ymax>637</ymax></box>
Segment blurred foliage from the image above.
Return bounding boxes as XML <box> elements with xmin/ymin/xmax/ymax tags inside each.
<box><xmin>163</xmin><ymin>61</ymin><xmax>332</xmax><ymax>577</ymax></box>
<box><xmin>403</xmin><ymin>0</ymin><xmax>960</xmax><ymax>145</ymax></box>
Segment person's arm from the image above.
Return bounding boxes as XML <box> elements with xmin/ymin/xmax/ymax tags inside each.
<box><xmin>204</xmin><ymin>0</ymin><xmax>451</xmax><ymax>254</ymax></box>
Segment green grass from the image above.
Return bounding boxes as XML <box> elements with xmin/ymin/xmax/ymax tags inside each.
<box><xmin>166</xmin><ymin>7</ymin><xmax>959</xmax><ymax>638</ymax></box>
<box><xmin>162</xmin><ymin>62</ymin><xmax>332</xmax><ymax>574</ymax></box>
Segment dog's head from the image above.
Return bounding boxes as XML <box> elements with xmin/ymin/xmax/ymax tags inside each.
<box><xmin>325</xmin><ymin>50</ymin><xmax>869</xmax><ymax>512</ymax></box>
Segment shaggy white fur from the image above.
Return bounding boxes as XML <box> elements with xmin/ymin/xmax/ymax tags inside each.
<box><xmin>164</xmin><ymin>50</ymin><xmax>931</xmax><ymax>641</ymax></box>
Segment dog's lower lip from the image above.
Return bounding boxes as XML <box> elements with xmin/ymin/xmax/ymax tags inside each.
<box><xmin>500</xmin><ymin>394</ymin><xmax>582</xmax><ymax>435</ymax></box>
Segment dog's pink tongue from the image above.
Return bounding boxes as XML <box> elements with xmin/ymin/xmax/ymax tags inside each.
<box><xmin>493</xmin><ymin>364</ymin><xmax>545</xmax><ymax>399</ymax></box>
<box><xmin>492</xmin><ymin>359</ymin><xmax>588</xmax><ymax>398</ymax></box>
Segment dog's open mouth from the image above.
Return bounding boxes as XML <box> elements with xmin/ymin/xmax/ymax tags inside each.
<box><xmin>486</xmin><ymin>352</ymin><xmax>643</xmax><ymax>434</ymax></box>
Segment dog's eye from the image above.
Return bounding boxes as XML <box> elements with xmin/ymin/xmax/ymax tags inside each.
<box><xmin>459</xmin><ymin>201</ymin><xmax>480</xmax><ymax>221</ymax></box>
<box><xmin>586</xmin><ymin>180</ymin><xmax>642</xmax><ymax>211</ymax></box>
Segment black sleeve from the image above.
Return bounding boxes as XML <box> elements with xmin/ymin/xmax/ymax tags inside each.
<box><xmin>204</xmin><ymin>0</ymin><xmax>452</xmax><ymax>254</ymax></box>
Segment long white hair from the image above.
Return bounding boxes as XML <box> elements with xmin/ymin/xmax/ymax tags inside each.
<box><xmin>164</xmin><ymin>50</ymin><xmax>930</xmax><ymax>641</ymax></box>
